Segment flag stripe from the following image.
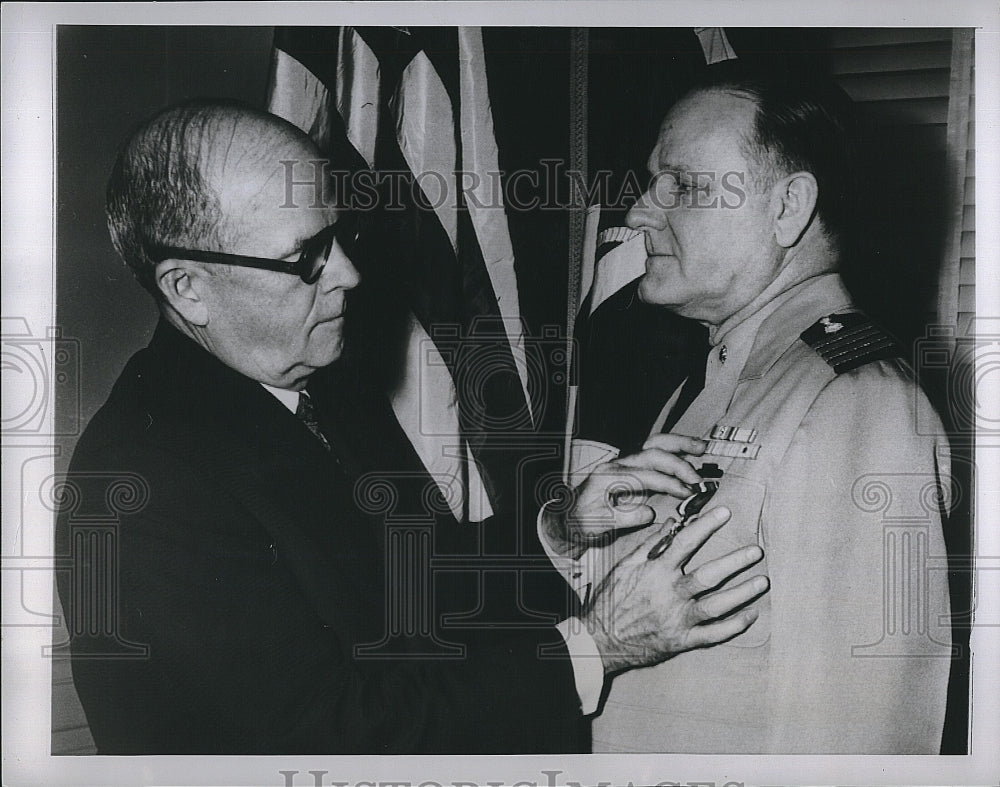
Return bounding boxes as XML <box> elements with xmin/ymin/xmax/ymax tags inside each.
<box><xmin>588</xmin><ymin>235</ymin><xmax>647</xmax><ymax>315</ymax></box>
<box><xmin>267</xmin><ymin>48</ymin><xmax>331</xmax><ymax>145</ymax></box>
<box><xmin>579</xmin><ymin>204</ymin><xmax>601</xmax><ymax>311</ymax></box>
<box><xmin>268</xmin><ymin>26</ymin><xmax>532</xmax><ymax>520</ymax></box>
<box><xmin>335</xmin><ymin>28</ymin><xmax>380</xmax><ymax>168</ymax></box>
<box><xmin>389</xmin><ymin>312</ymin><xmax>493</xmax><ymax>521</ymax></box>
<box><xmin>353</xmin><ymin>29</ymin><xmax>484</xmax><ymax>520</ymax></box>
<box><xmin>694</xmin><ymin>27</ymin><xmax>738</xmax><ymax>65</ymax></box>
<box><xmin>271</xmin><ymin>30</ymin><xmax>372</xmax><ymax>175</ymax></box>
<box><xmin>273</xmin><ymin>27</ymin><xmax>342</xmax><ymax>87</ymax></box>
<box><xmin>356</xmin><ymin>27</ymin><xmax>531</xmax><ymax>444</ymax></box>
<box><xmin>394</xmin><ymin>51</ymin><xmax>460</xmax><ymax>251</ymax></box>
<box><xmin>457</xmin><ymin>27</ymin><xmax>531</xmax><ymax>413</ymax></box>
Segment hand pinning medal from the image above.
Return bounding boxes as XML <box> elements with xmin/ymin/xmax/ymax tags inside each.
<box><xmin>647</xmin><ymin>464</ymin><xmax>723</xmax><ymax>560</ymax></box>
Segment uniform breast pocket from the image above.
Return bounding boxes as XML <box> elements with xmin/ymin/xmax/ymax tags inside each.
<box><xmin>650</xmin><ymin>474</ymin><xmax>771</xmax><ymax>649</ymax></box>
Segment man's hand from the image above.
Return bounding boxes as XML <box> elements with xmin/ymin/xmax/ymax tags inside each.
<box><xmin>582</xmin><ymin>506</ymin><xmax>768</xmax><ymax>676</ymax></box>
<box><xmin>543</xmin><ymin>434</ymin><xmax>707</xmax><ymax>559</ymax></box>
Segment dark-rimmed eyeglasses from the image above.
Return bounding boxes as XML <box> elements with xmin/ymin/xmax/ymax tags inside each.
<box><xmin>148</xmin><ymin>211</ymin><xmax>364</xmax><ymax>285</ymax></box>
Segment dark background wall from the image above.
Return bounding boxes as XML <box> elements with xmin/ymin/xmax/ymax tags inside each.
<box><xmin>53</xmin><ymin>26</ymin><xmax>275</xmax><ymax>754</ymax></box>
<box><xmin>55</xmin><ymin>26</ymin><xmax>275</xmax><ymax>474</ymax></box>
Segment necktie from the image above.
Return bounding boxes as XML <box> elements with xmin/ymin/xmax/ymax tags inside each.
<box><xmin>296</xmin><ymin>391</ymin><xmax>331</xmax><ymax>452</ymax></box>
<box><xmin>661</xmin><ymin>348</ymin><xmax>708</xmax><ymax>433</ymax></box>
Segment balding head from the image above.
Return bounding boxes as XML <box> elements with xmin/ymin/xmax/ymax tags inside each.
<box><xmin>105</xmin><ymin>100</ymin><xmax>360</xmax><ymax>388</ymax></box>
<box><xmin>106</xmin><ymin>100</ymin><xmax>314</xmax><ymax>296</ymax></box>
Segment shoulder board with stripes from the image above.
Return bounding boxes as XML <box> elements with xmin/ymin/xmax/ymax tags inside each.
<box><xmin>799</xmin><ymin>312</ymin><xmax>902</xmax><ymax>374</ymax></box>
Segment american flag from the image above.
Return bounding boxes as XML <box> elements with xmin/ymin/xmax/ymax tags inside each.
<box><xmin>268</xmin><ymin>27</ymin><xmax>534</xmax><ymax>523</ymax></box>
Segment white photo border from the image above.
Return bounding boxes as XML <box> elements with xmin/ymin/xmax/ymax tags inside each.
<box><xmin>2</xmin><ymin>2</ymin><xmax>999</xmax><ymax>785</ymax></box>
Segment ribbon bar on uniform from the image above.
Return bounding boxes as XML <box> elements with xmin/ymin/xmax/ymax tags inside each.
<box><xmin>710</xmin><ymin>424</ymin><xmax>758</xmax><ymax>443</ymax></box>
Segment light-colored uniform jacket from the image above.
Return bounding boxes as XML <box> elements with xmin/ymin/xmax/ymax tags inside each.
<box><xmin>587</xmin><ymin>273</ymin><xmax>953</xmax><ymax>753</ymax></box>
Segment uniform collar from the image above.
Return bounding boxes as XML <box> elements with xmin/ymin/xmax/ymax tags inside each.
<box><xmin>740</xmin><ymin>273</ymin><xmax>854</xmax><ymax>380</ymax></box>
<box><xmin>702</xmin><ymin>265</ymin><xmax>841</xmax><ymax>392</ymax></box>
<box><xmin>703</xmin><ymin>289</ymin><xmax>786</xmax><ymax>394</ymax></box>
<box><xmin>701</xmin><ymin>273</ymin><xmax>855</xmax><ymax>392</ymax></box>
<box><xmin>669</xmin><ymin>273</ymin><xmax>853</xmax><ymax>436</ymax></box>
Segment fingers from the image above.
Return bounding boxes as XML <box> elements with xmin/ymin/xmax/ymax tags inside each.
<box><xmin>682</xmin><ymin>543</ymin><xmax>765</xmax><ymax>594</ymax></box>
<box><xmin>582</xmin><ymin>440</ymin><xmax>706</xmax><ymax>512</ymax></box>
<box><xmin>611</xmin><ymin>504</ymin><xmax>657</xmax><ymax>530</ymax></box>
<box><xmin>573</xmin><ymin>504</ymin><xmax>658</xmax><ymax>543</ymax></box>
<box><xmin>689</xmin><ymin>574</ymin><xmax>769</xmax><ymax>622</ymax></box>
<box><xmin>598</xmin><ymin>467</ymin><xmax>693</xmax><ymax>505</ymax></box>
<box><xmin>682</xmin><ymin>607</ymin><xmax>761</xmax><ymax>650</ymax></box>
<box><xmin>612</xmin><ymin>518</ymin><xmax>677</xmax><ymax>566</ymax></box>
<box><xmin>615</xmin><ymin>448</ymin><xmax>703</xmax><ymax>488</ymax></box>
<box><xmin>659</xmin><ymin>506</ymin><xmax>732</xmax><ymax>569</ymax></box>
<box><xmin>642</xmin><ymin>433</ymin><xmax>708</xmax><ymax>457</ymax></box>
<box><xmin>569</xmin><ymin>497</ymin><xmax>657</xmax><ymax>543</ymax></box>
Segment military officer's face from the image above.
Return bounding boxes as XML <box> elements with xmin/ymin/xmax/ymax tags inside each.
<box><xmin>627</xmin><ymin>89</ymin><xmax>784</xmax><ymax>325</ymax></box>
<box><xmin>200</xmin><ymin>133</ymin><xmax>360</xmax><ymax>390</ymax></box>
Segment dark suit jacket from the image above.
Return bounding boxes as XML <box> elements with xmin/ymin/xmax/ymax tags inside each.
<box><xmin>56</xmin><ymin>321</ymin><xmax>582</xmax><ymax>754</ymax></box>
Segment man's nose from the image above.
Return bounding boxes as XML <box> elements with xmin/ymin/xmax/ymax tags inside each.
<box><xmin>320</xmin><ymin>241</ymin><xmax>361</xmax><ymax>291</ymax></box>
<box><xmin>625</xmin><ymin>188</ymin><xmax>665</xmax><ymax>232</ymax></box>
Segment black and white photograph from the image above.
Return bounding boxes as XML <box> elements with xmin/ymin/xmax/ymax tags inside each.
<box><xmin>2</xmin><ymin>3</ymin><xmax>999</xmax><ymax>786</ymax></box>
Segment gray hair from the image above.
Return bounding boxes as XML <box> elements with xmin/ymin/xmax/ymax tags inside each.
<box><xmin>105</xmin><ymin>99</ymin><xmax>298</xmax><ymax>296</ymax></box>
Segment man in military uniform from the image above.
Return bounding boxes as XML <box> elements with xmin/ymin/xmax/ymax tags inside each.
<box><xmin>542</xmin><ymin>64</ymin><xmax>953</xmax><ymax>753</ymax></box>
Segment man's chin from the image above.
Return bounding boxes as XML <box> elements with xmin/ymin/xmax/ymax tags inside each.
<box><xmin>637</xmin><ymin>272</ymin><xmax>675</xmax><ymax>305</ymax></box>
<box><xmin>312</xmin><ymin>339</ymin><xmax>344</xmax><ymax>369</ymax></box>
<box><xmin>280</xmin><ymin>345</ymin><xmax>343</xmax><ymax>388</ymax></box>
<box><xmin>308</xmin><ymin>322</ymin><xmax>345</xmax><ymax>357</ymax></box>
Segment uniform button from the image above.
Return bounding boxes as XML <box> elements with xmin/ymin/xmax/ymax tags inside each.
<box><xmin>719</xmin><ymin>345</ymin><xmax>728</xmax><ymax>364</ymax></box>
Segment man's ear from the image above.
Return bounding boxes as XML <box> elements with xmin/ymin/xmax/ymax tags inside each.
<box><xmin>154</xmin><ymin>259</ymin><xmax>209</xmax><ymax>326</ymax></box>
<box><xmin>771</xmin><ymin>171</ymin><xmax>818</xmax><ymax>248</ymax></box>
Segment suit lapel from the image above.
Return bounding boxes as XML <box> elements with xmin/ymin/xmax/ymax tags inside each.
<box><xmin>135</xmin><ymin>322</ymin><xmax>384</xmax><ymax>633</ymax></box>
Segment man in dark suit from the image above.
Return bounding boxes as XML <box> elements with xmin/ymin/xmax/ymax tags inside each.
<box><xmin>56</xmin><ymin>100</ymin><xmax>768</xmax><ymax>754</ymax></box>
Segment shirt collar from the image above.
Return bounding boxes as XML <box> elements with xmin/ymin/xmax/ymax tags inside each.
<box><xmin>261</xmin><ymin>383</ymin><xmax>300</xmax><ymax>413</ymax></box>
